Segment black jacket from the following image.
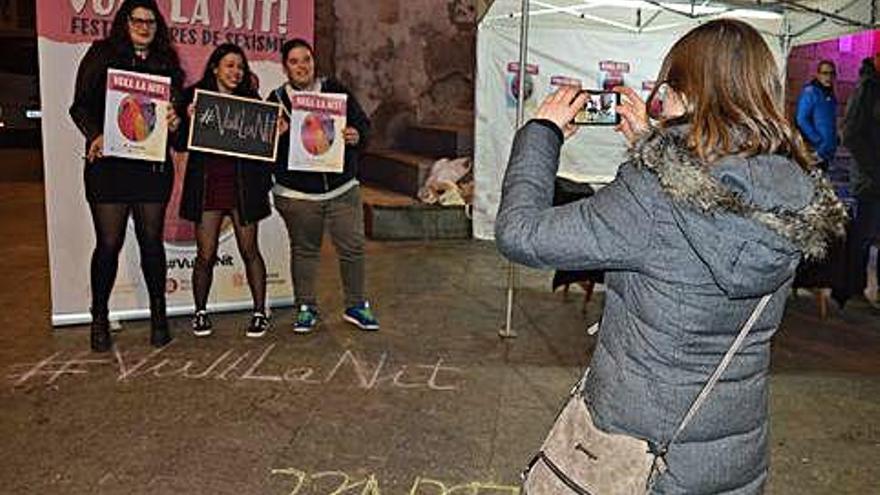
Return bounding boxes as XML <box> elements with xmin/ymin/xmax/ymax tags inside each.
<box><xmin>69</xmin><ymin>39</ymin><xmax>184</xmax><ymax>162</ymax></box>
<box><xmin>267</xmin><ymin>78</ymin><xmax>370</xmax><ymax>194</ymax></box>
<box><xmin>843</xmin><ymin>58</ymin><xmax>880</xmax><ymax>199</ymax></box>
<box><xmin>175</xmin><ymin>85</ymin><xmax>272</xmax><ymax>225</ymax></box>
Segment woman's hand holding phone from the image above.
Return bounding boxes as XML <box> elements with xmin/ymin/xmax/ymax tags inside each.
<box><xmin>535</xmin><ymin>86</ymin><xmax>589</xmax><ymax>139</ymax></box>
<box><xmin>614</xmin><ymin>86</ymin><xmax>649</xmax><ymax>145</ymax></box>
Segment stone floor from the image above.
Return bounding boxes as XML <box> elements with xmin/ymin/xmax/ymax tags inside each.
<box><xmin>1</xmin><ymin>173</ymin><xmax>879</xmax><ymax>494</ymax></box>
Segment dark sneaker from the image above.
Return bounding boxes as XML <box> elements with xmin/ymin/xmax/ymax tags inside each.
<box><xmin>293</xmin><ymin>304</ymin><xmax>318</xmax><ymax>334</ymax></box>
<box><xmin>192</xmin><ymin>310</ymin><xmax>213</xmax><ymax>337</ymax></box>
<box><xmin>246</xmin><ymin>312</ymin><xmax>270</xmax><ymax>338</ymax></box>
<box><xmin>343</xmin><ymin>301</ymin><xmax>379</xmax><ymax>331</ymax></box>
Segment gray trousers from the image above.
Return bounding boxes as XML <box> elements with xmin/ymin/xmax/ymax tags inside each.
<box><xmin>274</xmin><ymin>186</ymin><xmax>366</xmax><ymax>308</ymax></box>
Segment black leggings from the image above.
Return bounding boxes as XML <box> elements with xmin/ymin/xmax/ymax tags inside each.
<box><xmin>88</xmin><ymin>202</ymin><xmax>167</xmax><ymax>313</ymax></box>
<box><xmin>192</xmin><ymin>210</ymin><xmax>266</xmax><ymax>313</ymax></box>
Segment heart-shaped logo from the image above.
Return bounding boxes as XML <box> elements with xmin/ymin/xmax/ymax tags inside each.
<box><xmin>70</xmin><ymin>0</ymin><xmax>87</xmax><ymax>14</ymax></box>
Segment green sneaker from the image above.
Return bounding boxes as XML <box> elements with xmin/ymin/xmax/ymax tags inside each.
<box><xmin>343</xmin><ymin>301</ymin><xmax>379</xmax><ymax>331</ymax></box>
<box><xmin>293</xmin><ymin>304</ymin><xmax>318</xmax><ymax>334</ymax></box>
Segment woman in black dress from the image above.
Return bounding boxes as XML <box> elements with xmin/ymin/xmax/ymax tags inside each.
<box><xmin>69</xmin><ymin>0</ymin><xmax>184</xmax><ymax>352</ymax></box>
<box><xmin>178</xmin><ymin>43</ymin><xmax>274</xmax><ymax>338</ymax></box>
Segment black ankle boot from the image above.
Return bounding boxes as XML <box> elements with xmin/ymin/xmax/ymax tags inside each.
<box><xmin>90</xmin><ymin>308</ymin><xmax>112</xmax><ymax>353</ymax></box>
<box><xmin>149</xmin><ymin>298</ymin><xmax>172</xmax><ymax>348</ymax></box>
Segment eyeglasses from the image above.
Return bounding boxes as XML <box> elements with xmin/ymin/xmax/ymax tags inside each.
<box><xmin>129</xmin><ymin>16</ymin><xmax>157</xmax><ymax>29</ymax></box>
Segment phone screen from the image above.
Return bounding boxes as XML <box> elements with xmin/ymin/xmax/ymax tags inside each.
<box><xmin>573</xmin><ymin>90</ymin><xmax>621</xmax><ymax>126</ymax></box>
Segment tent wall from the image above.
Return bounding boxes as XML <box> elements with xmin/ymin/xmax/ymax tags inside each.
<box><xmin>474</xmin><ymin>23</ymin><xmax>684</xmax><ymax>239</ymax></box>
<box><xmin>473</xmin><ymin>17</ymin><xmax>783</xmax><ymax>240</ymax></box>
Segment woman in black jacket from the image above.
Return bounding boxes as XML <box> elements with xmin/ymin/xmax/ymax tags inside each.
<box><xmin>69</xmin><ymin>0</ymin><xmax>184</xmax><ymax>352</ymax></box>
<box><xmin>178</xmin><ymin>43</ymin><xmax>274</xmax><ymax>338</ymax></box>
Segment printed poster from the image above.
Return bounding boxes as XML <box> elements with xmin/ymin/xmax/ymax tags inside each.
<box><xmin>103</xmin><ymin>68</ymin><xmax>170</xmax><ymax>162</ymax></box>
<box><xmin>287</xmin><ymin>92</ymin><xmax>347</xmax><ymax>173</ymax></box>
<box><xmin>505</xmin><ymin>62</ymin><xmax>539</xmax><ymax>108</ymax></box>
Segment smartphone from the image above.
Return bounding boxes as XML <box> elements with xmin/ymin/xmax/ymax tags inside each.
<box><xmin>573</xmin><ymin>90</ymin><xmax>621</xmax><ymax>126</ymax></box>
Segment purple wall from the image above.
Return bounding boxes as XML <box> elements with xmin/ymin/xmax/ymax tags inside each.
<box><xmin>786</xmin><ymin>30</ymin><xmax>880</xmax><ymax>123</ymax></box>
<box><xmin>786</xmin><ymin>30</ymin><xmax>879</xmax><ymax>198</ymax></box>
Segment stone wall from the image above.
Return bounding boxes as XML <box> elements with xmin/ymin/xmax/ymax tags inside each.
<box><xmin>321</xmin><ymin>0</ymin><xmax>477</xmax><ymax>148</ymax></box>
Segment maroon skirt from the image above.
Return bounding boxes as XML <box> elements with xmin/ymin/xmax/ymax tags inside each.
<box><xmin>203</xmin><ymin>155</ymin><xmax>237</xmax><ymax>211</ymax></box>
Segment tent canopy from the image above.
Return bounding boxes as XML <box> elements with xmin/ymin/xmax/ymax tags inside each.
<box><xmin>479</xmin><ymin>0</ymin><xmax>878</xmax><ymax>45</ymax></box>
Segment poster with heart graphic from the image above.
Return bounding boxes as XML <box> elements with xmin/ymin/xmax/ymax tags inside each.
<box><xmin>102</xmin><ymin>69</ymin><xmax>171</xmax><ymax>162</ymax></box>
<box><xmin>287</xmin><ymin>92</ymin><xmax>348</xmax><ymax>173</ymax></box>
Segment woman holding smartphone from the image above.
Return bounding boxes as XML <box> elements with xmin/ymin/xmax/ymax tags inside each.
<box><xmin>497</xmin><ymin>19</ymin><xmax>846</xmax><ymax>493</ymax></box>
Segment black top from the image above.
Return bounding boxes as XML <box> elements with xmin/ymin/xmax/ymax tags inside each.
<box><xmin>268</xmin><ymin>77</ymin><xmax>371</xmax><ymax>195</ymax></box>
<box><xmin>69</xmin><ymin>39</ymin><xmax>184</xmax><ymax>203</ymax></box>
<box><xmin>843</xmin><ymin>58</ymin><xmax>880</xmax><ymax>199</ymax></box>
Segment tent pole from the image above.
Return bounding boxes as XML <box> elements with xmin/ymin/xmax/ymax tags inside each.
<box><xmin>501</xmin><ymin>0</ymin><xmax>531</xmax><ymax>340</ymax></box>
<box><xmin>781</xmin><ymin>15</ymin><xmax>792</xmax><ymax>94</ymax></box>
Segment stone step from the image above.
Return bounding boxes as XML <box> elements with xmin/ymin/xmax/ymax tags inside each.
<box><xmin>360</xmin><ymin>150</ymin><xmax>434</xmax><ymax>198</ymax></box>
<box><xmin>361</xmin><ymin>184</ymin><xmax>471</xmax><ymax>241</ymax></box>
<box><xmin>361</xmin><ymin>183</ymin><xmax>418</xmax><ymax>207</ymax></box>
<box><xmin>396</xmin><ymin>124</ymin><xmax>473</xmax><ymax>159</ymax></box>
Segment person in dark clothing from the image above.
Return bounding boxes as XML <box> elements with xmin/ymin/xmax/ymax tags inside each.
<box><xmin>268</xmin><ymin>38</ymin><xmax>378</xmax><ymax>334</ymax></box>
<box><xmin>843</xmin><ymin>54</ymin><xmax>880</xmax><ymax>303</ymax></box>
<box><xmin>69</xmin><ymin>0</ymin><xmax>184</xmax><ymax>352</ymax></box>
<box><xmin>796</xmin><ymin>60</ymin><xmax>838</xmax><ymax>169</ymax></box>
<box><xmin>177</xmin><ymin>43</ymin><xmax>275</xmax><ymax>338</ymax></box>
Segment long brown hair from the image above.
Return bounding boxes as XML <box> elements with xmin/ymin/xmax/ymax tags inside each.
<box><xmin>654</xmin><ymin>19</ymin><xmax>812</xmax><ymax>169</ymax></box>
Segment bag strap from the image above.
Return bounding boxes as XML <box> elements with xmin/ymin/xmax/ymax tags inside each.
<box><xmin>661</xmin><ymin>293</ymin><xmax>773</xmax><ymax>453</ymax></box>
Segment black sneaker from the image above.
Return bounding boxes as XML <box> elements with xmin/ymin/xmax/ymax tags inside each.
<box><xmin>246</xmin><ymin>312</ymin><xmax>270</xmax><ymax>338</ymax></box>
<box><xmin>192</xmin><ymin>310</ymin><xmax>213</xmax><ymax>337</ymax></box>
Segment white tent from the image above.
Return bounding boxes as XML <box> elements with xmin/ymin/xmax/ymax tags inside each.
<box><xmin>474</xmin><ymin>0</ymin><xmax>878</xmax><ymax>334</ymax></box>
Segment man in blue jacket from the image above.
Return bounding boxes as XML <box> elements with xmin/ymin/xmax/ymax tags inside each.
<box><xmin>269</xmin><ymin>38</ymin><xmax>379</xmax><ymax>333</ymax></box>
<box><xmin>796</xmin><ymin>60</ymin><xmax>838</xmax><ymax>169</ymax></box>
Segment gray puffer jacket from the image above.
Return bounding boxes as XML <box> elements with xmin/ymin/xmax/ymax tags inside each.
<box><xmin>496</xmin><ymin>121</ymin><xmax>846</xmax><ymax>494</ymax></box>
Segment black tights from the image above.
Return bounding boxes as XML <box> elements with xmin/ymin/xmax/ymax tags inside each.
<box><xmin>89</xmin><ymin>202</ymin><xmax>167</xmax><ymax>314</ymax></box>
<box><xmin>192</xmin><ymin>210</ymin><xmax>266</xmax><ymax>313</ymax></box>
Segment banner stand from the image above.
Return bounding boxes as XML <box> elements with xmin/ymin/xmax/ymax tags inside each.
<box><xmin>37</xmin><ymin>1</ymin><xmax>314</xmax><ymax>327</ymax></box>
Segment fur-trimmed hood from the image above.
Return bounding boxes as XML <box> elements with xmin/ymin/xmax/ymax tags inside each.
<box><xmin>629</xmin><ymin>125</ymin><xmax>847</xmax><ymax>296</ymax></box>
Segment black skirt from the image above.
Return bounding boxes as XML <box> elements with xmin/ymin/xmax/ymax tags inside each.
<box><xmin>84</xmin><ymin>157</ymin><xmax>173</xmax><ymax>204</ymax></box>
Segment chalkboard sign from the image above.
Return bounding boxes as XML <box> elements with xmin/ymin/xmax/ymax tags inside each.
<box><xmin>187</xmin><ymin>89</ymin><xmax>281</xmax><ymax>162</ymax></box>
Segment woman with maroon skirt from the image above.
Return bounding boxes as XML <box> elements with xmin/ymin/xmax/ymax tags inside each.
<box><xmin>178</xmin><ymin>43</ymin><xmax>274</xmax><ymax>338</ymax></box>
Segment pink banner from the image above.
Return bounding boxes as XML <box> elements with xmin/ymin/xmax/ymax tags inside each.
<box><xmin>108</xmin><ymin>71</ymin><xmax>172</xmax><ymax>98</ymax></box>
<box><xmin>37</xmin><ymin>0</ymin><xmax>314</xmax><ymax>83</ymax></box>
<box><xmin>292</xmin><ymin>93</ymin><xmax>346</xmax><ymax>116</ymax></box>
